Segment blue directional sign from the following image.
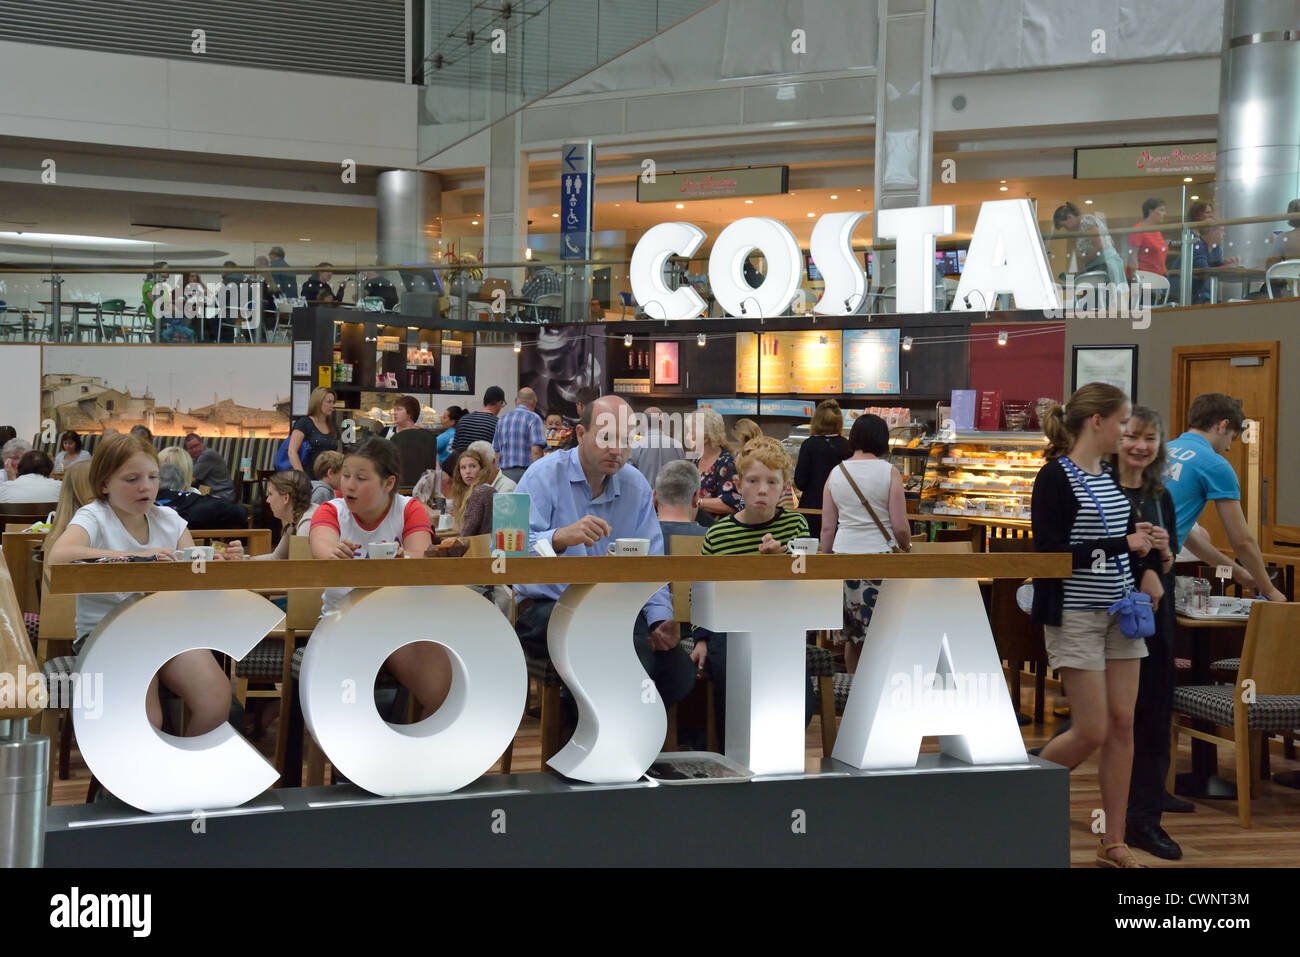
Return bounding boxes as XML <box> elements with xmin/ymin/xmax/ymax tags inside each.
<box><xmin>560</xmin><ymin>140</ymin><xmax>593</xmax><ymax>261</ymax></box>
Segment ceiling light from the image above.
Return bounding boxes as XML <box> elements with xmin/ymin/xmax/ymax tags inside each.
<box><xmin>997</xmin><ymin>331</ymin><xmax>1008</xmax><ymax>346</ymax></box>
<box><xmin>744</xmin><ymin>199</ymin><xmax>754</xmax><ymax>204</ymax></box>
<box><xmin>697</xmin><ymin>333</ymin><xmax>706</xmax><ymax>347</ymax></box>
<box><xmin>1190</xmin><ymin>195</ymin><xmax>1199</xmax><ymax>200</ymax></box>
<box><xmin>999</xmin><ymin>186</ymin><xmax>1008</xmax><ymax>192</ymax></box>
<box><xmin>0</xmin><ymin>231</ymin><xmax>156</xmax><ymax>247</ymax></box>
<box><xmin>525</xmin><ymin>247</ymin><xmax>533</xmax><ymax>260</ymax></box>
<box><xmin>902</xmin><ymin>336</ymin><xmax>913</xmax><ymax>351</ymax></box>
<box><xmin>513</xmin><ymin>339</ymin><xmax>521</xmax><ymax>354</ymax></box>
<box><xmin>1084</xmin><ymin>199</ymin><xmax>1093</xmax><ymax>205</ymax></box>
<box><xmin>552</xmin><ymin>212</ymin><xmax>559</xmax><ymax>218</ymax></box>
<box><xmin>299</xmin><ymin>237</ymin><xmax>311</xmax><ymax>242</ymax></box>
<box><xmin>471</xmin><ymin>220</ymin><xmax>479</xmax><ymax>225</ymax></box>
<box><xmin>807</xmin><ymin>212</ymin><xmax>815</xmax><ymax>217</ymax></box>
<box><xmin>675</xmin><ymin>203</ymin><xmax>685</xmax><ymax>209</ymax></box>
<box><xmin>1183</xmin><ymin>177</ymin><xmax>1193</xmax><ymax>182</ymax></box>
<box><xmin>624</xmin><ymin>334</ymin><xmax>633</xmax><ymax>347</ymax></box>
<box><xmin>1000</xmin><ymin>179</ymin><xmax>1007</xmax><ymax>184</ymax></box>
<box><xmin>830</xmin><ymin>194</ymin><xmax>838</xmax><ymax>200</ymax></box>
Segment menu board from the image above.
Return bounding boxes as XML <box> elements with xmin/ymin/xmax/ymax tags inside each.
<box><xmin>842</xmin><ymin>328</ymin><xmax>901</xmax><ymax>395</ymax></box>
<box><xmin>735</xmin><ymin>331</ymin><xmax>842</xmax><ymax>394</ymax></box>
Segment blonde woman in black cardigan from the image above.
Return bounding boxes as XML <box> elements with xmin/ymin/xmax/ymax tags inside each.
<box><xmin>1032</xmin><ymin>383</ymin><xmax>1158</xmax><ymax>868</ymax></box>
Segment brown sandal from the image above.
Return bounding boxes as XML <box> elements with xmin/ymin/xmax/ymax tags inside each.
<box><xmin>1097</xmin><ymin>840</ymin><xmax>1146</xmax><ymax>868</ymax></box>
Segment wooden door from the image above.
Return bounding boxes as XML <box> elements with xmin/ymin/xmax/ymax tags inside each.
<box><xmin>1171</xmin><ymin>342</ymin><xmax>1279</xmax><ymax>551</ymax></box>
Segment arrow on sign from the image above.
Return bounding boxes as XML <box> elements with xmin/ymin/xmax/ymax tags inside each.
<box><xmin>564</xmin><ymin>146</ymin><xmax>582</xmax><ymax>170</ymax></box>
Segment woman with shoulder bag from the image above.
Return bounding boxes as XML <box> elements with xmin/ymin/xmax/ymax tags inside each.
<box><xmin>1031</xmin><ymin>384</ymin><xmax>1157</xmax><ymax>868</ymax></box>
<box><xmin>818</xmin><ymin>413</ymin><xmax>910</xmax><ymax>674</ymax></box>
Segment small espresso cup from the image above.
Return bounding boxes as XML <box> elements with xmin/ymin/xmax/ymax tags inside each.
<box><xmin>607</xmin><ymin>537</ymin><xmax>650</xmax><ymax>556</ymax></box>
<box><xmin>364</xmin><ymin>541</ymin><xmax>399</xmax><ymax>559</ymax></box>
<box><xmin>788</xmin><ymin>537</ymin><xmax>819</xmax><ymax>555</ymax></box>
<box><xmin>174</xmin><ymin>545</ymin><xmax>214</xmax><ymax>562</ymax></box>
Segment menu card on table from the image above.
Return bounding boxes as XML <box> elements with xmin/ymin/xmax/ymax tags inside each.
<box><xmin>491</xmin><ymin>493</ymin><xmax>530</xmax><ymax>557</ymax></box>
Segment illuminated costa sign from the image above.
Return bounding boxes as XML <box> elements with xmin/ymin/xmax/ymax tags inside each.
<box><xmin>628</xmin><ymin>198</ymin><xmax>1062</xmax><ymax>319</ymax></box>
<box><xmin>72</xmin><ymin>578</ymin><xmax>1026</xmax><ymax>814</ymax></box>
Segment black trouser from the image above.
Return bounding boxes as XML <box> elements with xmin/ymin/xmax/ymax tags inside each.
<box><xmin>516</xmin><ymin>598</ymin><xmax>696</xmax><ymax>709</ymax></box>
<box><xmin>1127</xmin><ymin>601</ymin><xmax>1176</xmax><ymax>829</ymax></box>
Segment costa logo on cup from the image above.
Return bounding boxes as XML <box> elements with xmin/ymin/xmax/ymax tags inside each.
<box><xmin>607</xmin><ymin>538</ymin><xmax>650</xmax><ymax>556</ymax></box>
<box><xmin>364</xmin><ymin>541</ymin><xmax>398</xmax><ymax>559</ymax></box>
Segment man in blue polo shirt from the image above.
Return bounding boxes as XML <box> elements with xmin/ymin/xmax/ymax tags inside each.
<box><xmin>513</xmin><ymin>393</ymin><xmax>695</xmax><ymax>710</ymax></box>
<box><xmin>1164</xmin><ymin>393</ymin><xmax>1285</xmax><ymax>603</ymax></box>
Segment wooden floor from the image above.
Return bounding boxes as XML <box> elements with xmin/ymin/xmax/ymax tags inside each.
<box><xmin>46</xmin><ymin>680</ymin><xmax>1300</xmax><ymax>867</ymax></box>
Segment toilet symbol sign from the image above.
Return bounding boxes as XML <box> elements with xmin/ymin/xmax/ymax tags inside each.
<box><xmin>561</xmin><ymin>140</ymin><xmax>593</xmax><ymax>261</ymax></box>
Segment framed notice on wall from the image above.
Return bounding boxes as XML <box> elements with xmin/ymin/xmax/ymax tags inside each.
<box><xmin>1072</xmin><ymin>345</ymin><xmax>1137</xmax><ymax>400</ymax></box>
<box><xmin>842</xmin><ymin>328</ymin><xmax>900</xmax><ymax>394</ymax></box>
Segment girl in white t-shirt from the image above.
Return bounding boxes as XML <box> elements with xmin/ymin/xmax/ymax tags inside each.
<box><xmin>47</xmin><ymin>434</ymin><xmax>243</xmax><ymax>736</ymax></box>
<box><xmin>308</xmin><ymin>437</ymin><xmax>449</xmax><ymax>719</ymax></box>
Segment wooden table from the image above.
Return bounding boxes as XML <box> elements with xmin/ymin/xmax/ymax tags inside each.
<box><xmin>1174</xmin><ymin>610</ymin><xmax>1248</xmax><ymax>799</ymax></box>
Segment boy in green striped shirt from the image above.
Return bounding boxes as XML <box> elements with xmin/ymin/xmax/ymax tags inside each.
<box><xmin>693</xmin><ymin>436</ymin><xmax>815</xmax><ymax>746</ymax></box>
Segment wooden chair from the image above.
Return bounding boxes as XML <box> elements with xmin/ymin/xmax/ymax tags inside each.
<box><xmin>2</xmin><ymin>529</ymin><xmax>46</xmax><ymax>614</ymax></box>
<box><xmin>0</xmin><ymin>502</ymin><xmax>58</xmax><ymax>530</ymax></box>
<box><xmin>986</xmin><ymin>537</ymin><xmax>1048</xmax><ymax>724</ymax></box>
<box><xmin>239</xmin><ymin>535</ymin><xmax>321</xmax><ymax>784</ymax></box>
<box><xmin>909</xmin><ymin>541</ymin><xmax>974</xmax><ymax>554</ymax></box>
<box><xmin>32</xmin><ymin>585</ymin><xmax>78</xmax><ymax>801</ymax></box>
<box><xmin>188</xmin><ymin>527</ymin><xmax>270</xmax><ymax>555</ymax></box>
<box><xmin>1169</xmin><ymin>601</ymin><xmax>1300</xmax><ymax>827</ymax></box>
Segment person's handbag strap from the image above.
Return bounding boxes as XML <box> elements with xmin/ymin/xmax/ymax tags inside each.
<box><xmin>1061</xmin><ymin>457</ymin><xmax>1134</xmax><ymax>591</ymax></box>
<box><xmin>837</xmin><ymin>462</ymin><xmax>904</xmax><ymax>553</ymax></box>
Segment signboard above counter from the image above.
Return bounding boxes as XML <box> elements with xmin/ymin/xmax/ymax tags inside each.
<box><xmin>637</xmin><ymin>165</ymin><xmax>788</xmax><ymax>203</ymax></box>
<box><xmin>1074</xmin><ymin>141</ymin><xmax>1216</xmax><ymax>178</ymax></box>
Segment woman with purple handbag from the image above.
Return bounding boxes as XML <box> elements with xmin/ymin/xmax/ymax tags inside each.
<box><xmin>1031</xmin><ymin>383</ymin><xmax>1158</xmax><ymax>868</ymax></box>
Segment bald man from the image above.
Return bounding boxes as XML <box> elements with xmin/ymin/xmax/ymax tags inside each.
<box><xmin>493</xmin><ymin>386</ymin><xmax>547</xmax><ymax>483</ymax></box>
<box><xmin>514</xmin><ymin>395</ymin><xmax>695</xmax><ymax>719</ymax></box>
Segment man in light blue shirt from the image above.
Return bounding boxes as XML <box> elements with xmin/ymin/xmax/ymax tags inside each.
<box><xmin>514</xmin><ymin>394</ymin><xmax>695</xmax><ymax>710</ymax></box>
<box><xmin>1164</xmin><ymin>393</ymin><xmax>1284</xmax><ymax>602</ymax></box>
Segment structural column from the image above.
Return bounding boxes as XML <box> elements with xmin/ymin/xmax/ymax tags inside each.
<box><xmin>376</xmin><ymin>168</ymin><xmax>442</xmax><ymax>271</ymax></box>
<box><xmin>1216</xmin><ymin>0</ymin><xmax>1300</xmax><ymax>268</ymax></box>
<box><xmin>872</xmin><ymin>0</ymin><xmax>936</xmax><ymax>296</ymax></box>
<box><xmin>483</xmin><ymin>114</ymin><xmax>529</xmax><ymax>294</ymax></box>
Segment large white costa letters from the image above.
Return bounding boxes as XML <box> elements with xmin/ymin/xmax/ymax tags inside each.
<box><xmin>954</xmin><ymin>199</ymin><xmax>1062</xmax><ymax>312</ymax></box>
<box><xmin>628</xmin><ymin>222</ymin><xmax>708</xmax><ymax>320</ymax></box>
<box><xmin>300</xmin><ymin>585</ymin><xmax>526</xmax><ymax>795</ymax></box>
<box><xmin>877</xmin><ymin>204</ymin><xmax>956</xmax><ymax>314</ymax></box>
<box><xmin>545</xmin><ymin>581</ymin><xmax>668</xmax><ymax>782</ymax></box>
<box><xmin>691</xmin><ymin>579</ymin><xmax>842</xmax><ymax>774</ymax></box>
<box><xmin>75</xmin><ymin>590</ymin><xmax>284</xmax><ymax>814</ymax></box>
<box><xmin>810</xmin><ymin>211</ymin><xmax>869</xmax><ymax>315</ymax></box>
<box><xmin>832</xmin><ymin>579</ymin><xmax>1027</xmax><ymax>769</ymax></box>
<box><xmin>708</xmin><ymin>217</ymin><xmax>803</xmax><ymax>318</ymax></box>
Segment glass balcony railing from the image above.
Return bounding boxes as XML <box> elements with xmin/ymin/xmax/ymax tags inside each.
<box><xmin>7</xmin><ymin>178</ymin><xmax>1300</xmax><ymax>345</ymax></box>
<box><xmin>417</xmin><ymin>0</ymin><xmax>717</xmax><ymax>161</ymax></box>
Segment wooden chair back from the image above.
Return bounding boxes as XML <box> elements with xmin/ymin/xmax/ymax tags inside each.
<box><xmin>1238</xmin><ymin>601</ymin><xmax>1300</xmax><ymax>697</ymax></box>
<box><xmin>934</xmin><ymin>527</ymin><xmax>977</xmax><ymax>547</ymax></box>
<box><xmin>188</xmin><ymin>527</ymin><xmax>271</xmax><ymax>555</ymax></box>
<box><xmin>0</xmin><ymin>502</ymin><xmax>58</xmax><ymax>528</ymax></box>
<box><xmin>909</xmin><ymin>541</ymin><xmax>973</xmax><ymax>553</ymax></box>
<box><xmin>669</xmin><ymin>534</ymin><xmax>706</xmax><ymax>623</ymax></box>
<box><xmin>987</xmin><ymin>535</ymin><xmax>1035</xmax><ymax>554</ymax></box>
<box><xmin>285</xmin><ymin>536</ymin><xmax>324</xmax><ymax>631</ymax></box>
<box><xmin>2</xmin><ymin>529</ymin><xmax>45</xmax><ymax>614</ymax></box>
<box><xmin>0</xmin><ymin>547</ymin><xmax>42</xmax><ymax>719</ymax></box>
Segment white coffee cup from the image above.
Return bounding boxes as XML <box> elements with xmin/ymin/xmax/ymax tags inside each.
<box><xmin>365</xmin><ymin>541</ymin><xmax>399</xmax><ymax>559</ymax></box>
<box><xmin>788</xmin><ymin>537</ymin><xmax>819</xmax><ymax>555</ymax></box>
<box><xmin>174</xmin><ymin>545</ymin><xmax>214</xmax><ymax>562</ymax></box>
<box><xmin>607</xmin><ymin>538</ymin><xmax>650</xmax><ymax>556</ymax></box>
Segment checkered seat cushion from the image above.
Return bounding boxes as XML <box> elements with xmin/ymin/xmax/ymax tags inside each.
<box><xmin>833</xmin><ymin>671</ymin><xmax>853</xmax><ymax>714</ymax></box>
<box><xmin>41</xmin><ymin>655</ymin><xmax>77</xmax><ymax>680</ymax></box>
<box><xmin>806</xmin><ymin>644</ymin><xmax>835</xmax><ymax>677</ymax></box>
<box><xmin>290</xmin><ymin>645</ymin><xmax>399</xmax><ymax>688</ymax></box>
<box><xmin>1172</xmin><ymin>684</ymin><xmax>1300</xmax><ymax>732</ymax></box>
<box><xmin>236</xmin><ymin>638</ymin><xmax>286</xmax><ymax>680</ymax></box>
<box><xmin>1210</xmin><ymin>657</ymin><xmax>1241</xmax><ymax>679</ymax></box>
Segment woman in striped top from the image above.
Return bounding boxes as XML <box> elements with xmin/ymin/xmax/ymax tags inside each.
<box><xmin>1031</xmin><ymin>383</ymin><xmax>1157</xmax><ymax>868</ymax></box>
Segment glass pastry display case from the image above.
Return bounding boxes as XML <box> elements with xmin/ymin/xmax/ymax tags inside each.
<box><xmin>920</xmin><ymin>430</ymin><xmax>1047</xmax><ymax>520</ymax></box>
